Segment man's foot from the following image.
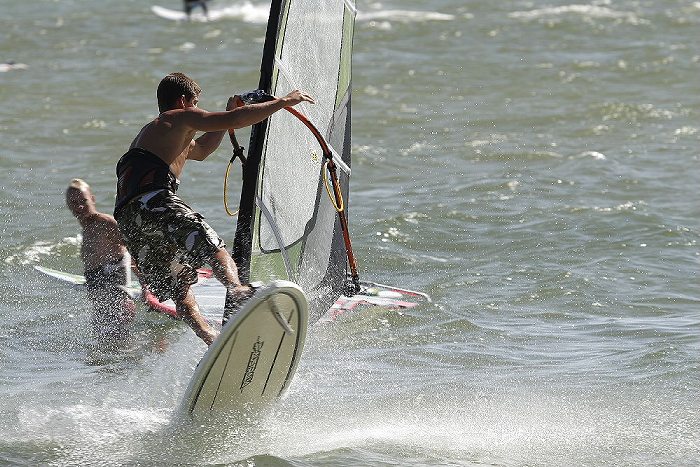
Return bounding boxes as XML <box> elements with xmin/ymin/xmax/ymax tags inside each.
<box><xmin>223</xmin><ymin>283</ymin><xmax>258</xmax><ymax>325</ymax></box>
<box><xmin>203</xmin><ymin>328</ymin><xmax>220</xmax><ymax>346</ymax></box>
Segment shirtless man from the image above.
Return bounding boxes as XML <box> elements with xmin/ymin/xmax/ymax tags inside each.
<box><xmin>66</xmin><ymin>179</ymin><xmax>136</xmax><ymax>339</ymax></box>
<box><xmin>114</xmin><ymin>72</ymin><xmax>314</xmax><ymax>345</ymax></box>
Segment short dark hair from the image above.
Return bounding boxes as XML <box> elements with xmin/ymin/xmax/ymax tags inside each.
<box><xmin>157</xmin><ymin>72</ymin><xmax>202</xmax><ymax>112</ymax></box>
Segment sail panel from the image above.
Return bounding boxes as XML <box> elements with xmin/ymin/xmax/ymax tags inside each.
<box><xmin>237</xmin><ymin>0</ymin><xmax>356</xmax><ymax>320</ymax></box>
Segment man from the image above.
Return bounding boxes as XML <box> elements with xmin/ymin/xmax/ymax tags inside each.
<box><xmin>183</xmin><ymin>0</ymin><xmax>209</xmax><ymax>20</ymax></box>
<box><xmin>114</xmin><ymin>72</ymin><xmax>314</xmax><ymax>345</ymax></box>
<box><xmin>66</xmin><ymin>179</ymin><xmax>136</xmax><ymax>340</ymax></box>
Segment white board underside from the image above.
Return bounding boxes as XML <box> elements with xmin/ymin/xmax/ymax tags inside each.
<box><xmin>182</xmin><ymin>281</ymin><xmax>308</xmax><ymax>416</ymax></box>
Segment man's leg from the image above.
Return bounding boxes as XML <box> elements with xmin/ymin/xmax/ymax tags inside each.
<box><xmin>87</xmin><ymin>289</ymin><xmax>136</xmax><ymax>343</ymax></box>
<box><xmin>208</xmin><ymin>248</ymin><xmax>254</xmax><ymax>322</ymax></box>
<box><xmin>174</xmin><ymin>284</ymin><xmax>218</xmax><ymax>345</ymax></box>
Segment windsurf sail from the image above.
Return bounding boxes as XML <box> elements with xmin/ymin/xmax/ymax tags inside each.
<box><xmin>232</xmin><ymin>0</ymin><xmax>357</xmax><ymax>322</ymax></box>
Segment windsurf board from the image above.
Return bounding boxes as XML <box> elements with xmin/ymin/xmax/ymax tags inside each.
<box><xmin>180</xmin><ymin>280</ymin><xmax>308</xmax><ymax>416</ymax></box>
<box><xmin>34</xmin><ymin>265</ymin><xmax>428</xmax><ymax>323</ymax></box>
<box><xmin>33</xmin><ymin>265</ymin><xmax>220</xmax><ymax>321</ymax></box>
<box><xmin>35</xmin><ymin>265</ymin><xmax>96</xmax><ymax>287</ymax></box>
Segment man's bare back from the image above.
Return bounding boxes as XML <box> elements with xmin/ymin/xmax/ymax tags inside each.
<box><xmin>79</xmin><ymin>213</ymin><xmax>129</xmax><ymax>271</ymax></box>
<box><xmin>66</xmin><ymin>180</ymin><xmax>127</xmax><ymax>271</ymax></box>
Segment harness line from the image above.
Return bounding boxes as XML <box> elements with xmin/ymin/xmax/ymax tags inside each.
<box><xmin>223</xmin><ymin>129</ymin><xmax>246</xmax><ymax>217</ymax></box>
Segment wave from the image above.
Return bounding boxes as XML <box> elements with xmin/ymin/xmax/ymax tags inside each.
<box><xmin>0</xmin><ymin>61</ymin><xmax>28</xmax><ymax>73</ymax></box>
<box><xmin>156</xmin><ymin>3</ymin><xmax>457</xmax><ymax>25</ymax></box>
<box><xmin>509</xmin><ymin>4</ymin><xmax>642</xmax><ymax>24</ymax></box>
<box><xmin>164</xmin><ymin>3</ymin><xmax>455</xmax><ymax>25</ymax></box>
<box><xmin>4</xmin><ymin>236</ymin><xmax>80</xmax><ymax>266</ymax></box>
<box><xmin>357</xmin><ymin>10</ymin><xmax>455</xmax><ymax>23</ymax></box>
<box><xmin>207</xmin><ymin>2</ymin><xmax>270</xmax><ymax>23</ymax></box>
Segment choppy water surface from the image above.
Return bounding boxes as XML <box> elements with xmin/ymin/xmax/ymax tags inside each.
<box><xmin>1</xmin><ymin>0</ymin><xmax>698</xmax><ymax>465</ymax></box>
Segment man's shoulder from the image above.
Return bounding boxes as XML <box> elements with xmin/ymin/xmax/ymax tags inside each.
<box><xmin>159</xmin><ymin>107</ymin><xmax>207</xmax><ymax>131</ymax></box>
<box><xmin>93</xmin><ymin>212</ymin><xmax>118</xmax><ymax>226</ymax></box>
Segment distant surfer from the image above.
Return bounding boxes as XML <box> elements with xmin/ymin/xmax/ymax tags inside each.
<box><xmin>66</xmin><ymin>179</ymin><xmax>136</xmax><ymax>340</ymax></box>
<box><xmin>183</xmin><ymin>0</ymin><xmax>209</xmax><ymax>20</ymax></box>
<box><xmin>113</xmin><ymin>72</ymin><xmax>314</xmax><ymax>345</ymax></box>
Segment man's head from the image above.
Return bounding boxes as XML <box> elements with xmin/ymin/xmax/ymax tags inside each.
<box><xmin>157</xmin><ymin>72</ymin><xmax>202</xmax><ymax>112</ymax></box>
<box><xmin>66</xmin><ymin>178</ymin><xmax>95</xmax><ymax>219</ymax></box>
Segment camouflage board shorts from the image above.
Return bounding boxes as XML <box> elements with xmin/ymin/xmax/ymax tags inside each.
<box><xmin>115</xmin><ymin>189</ymin><xmax>225</xmax><ymax>301</ymax></box>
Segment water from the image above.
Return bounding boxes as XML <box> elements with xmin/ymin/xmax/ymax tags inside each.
<box><xmin>1</xmin><ymin>0</ymin><xmax>699</xmax><ymax>465</ymax></box>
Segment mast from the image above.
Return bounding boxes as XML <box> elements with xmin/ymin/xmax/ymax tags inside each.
<box><xmin>231</xmin><ymin>0</ymin><xmax>283</xmax><ymax>282</ymax></box>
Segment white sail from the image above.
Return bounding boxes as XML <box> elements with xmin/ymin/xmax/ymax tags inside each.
<box><xmin>233</xmin><ymin>0</ymin><xmax>356</xmax><ymax>321</ymax></box>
